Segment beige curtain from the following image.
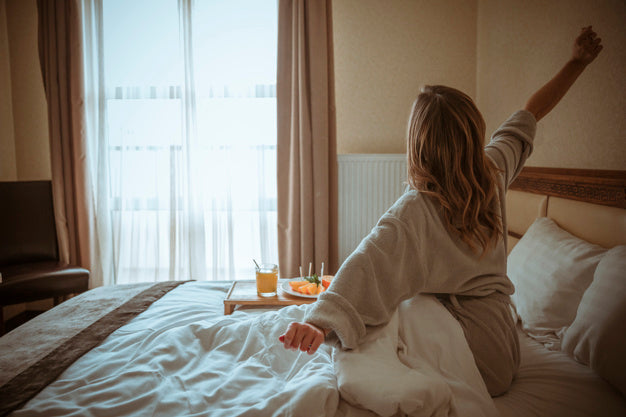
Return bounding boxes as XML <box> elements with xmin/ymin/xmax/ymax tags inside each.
<box><xmin>37</xmin><ymin>0</ymin><xmax>92</xmax><ymax>276</ymax></box>
<box><xmin>277</xmin><ymin>0</ymin><xmax>338</xmax><ymax>278</ymax></box>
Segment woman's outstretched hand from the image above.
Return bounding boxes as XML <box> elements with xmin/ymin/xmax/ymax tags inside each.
<box><xmin>279</xmin><ymin>321</ymin><xmax>326</xmax><ymax>355</ymax></box>
<box><xmin>524</xmin><ymin>26</ymin><xmax>604</xmax><ymax>121</ymax></box>
<box><xmin>572</xmin><ymin>26</ymin><xmax>603</xmax><ymax>66</ymax></box>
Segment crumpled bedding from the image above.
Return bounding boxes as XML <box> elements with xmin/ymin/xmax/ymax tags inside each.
<box><xmin>11</xmin><ymin>282</ymin><xmax>496</xmax><ymax>417</ymax></box>
<box><xmin>335</xmin><ymin>295</ymin><xmax>498</xmax><ymax>417</ymax></box>
<box><xmin>493</xmin><ymin>328</ymin><xmax>626</xmax><ymax>417</ymax></box>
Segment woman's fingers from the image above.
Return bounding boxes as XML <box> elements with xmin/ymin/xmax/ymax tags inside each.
<box><xmin>300</xmin><ymin>328</ymin><xmax>325</xmax><ymax>354</ymax></box>
<box><xmin>576</xmin><ymin>28</ymin><xmax>591</xmax><ymax>43</ymax></box>
<box><xmin>572</xmin><ymin>26</ymin><xmax>602</xmax><ymax>65</ymax></box>
<box><xmin>279</xmin><ymin>322</ymin><xmax>325</xmax><ymax>354</ymax></box>
<box><xmin>592</xmin><ymin>42</ymin><xmax>602</xmax><ymax>55</ymax></box>
<box><xmin>281</xmin><ymin>322</ymin><xmax>298</xmax><ymax>350</ymax></box>
<box><xmin>577</xmin><ymin>32</ymin><xmax>597</xmax><ymax>48</ymax></box>
<box><xmin>280</xmin><ymin>322</ymin><xmax>307</xmax><ymax>350</ymax></box>
<box><xmin>588</xmin><ymin>38</ymin><xmax>603</xmax><ymax>59</ymax></box>
<box><xmin>300</xmin><ymin>332</ymin><xmax>315</xmax><ymax>352</ymax></box>
<box><xmin>307</xmin><ymin>333</ymin><xmax>324</xmax><ymax>355</ymax></box>
<box><xmin>290</xmin><ymin>326</ymin><xmax>306</xmax><ymax>350</ymax></box>
<box><xmin>578</xmin><ymin>26</ymin><xmax>593</xmax><ymax>40</ymax></box>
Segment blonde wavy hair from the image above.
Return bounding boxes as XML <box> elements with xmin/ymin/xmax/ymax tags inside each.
<box><xmin>407</xmin><ymin>85</ymin><xmax>502</xmax><ymax>255</ymax></box>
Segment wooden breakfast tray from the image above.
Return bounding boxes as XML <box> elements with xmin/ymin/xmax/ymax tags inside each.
<box><xmin>223</xmin><ymin>280</ymin><xmax>317</xmax><ymax>314</ymax></box>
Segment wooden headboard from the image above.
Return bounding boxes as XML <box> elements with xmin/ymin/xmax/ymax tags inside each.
<box><xmin>506</xmin><ymin>167</ymin><xmax>626</xmax><ymax>250</ymax></box>
<box><xmin>510</xmin><ymin>167</ymin><xmax>626</xmax><ymax>209</ymax></box>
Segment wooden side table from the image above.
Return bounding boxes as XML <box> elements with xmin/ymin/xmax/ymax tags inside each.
<box><xmin>223</xmin><ymin>280</ymin><xmax>316</xmax><ymax>314</ymax></box>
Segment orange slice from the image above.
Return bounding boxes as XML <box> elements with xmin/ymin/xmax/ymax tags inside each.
<box><xmin>289</xmin><ymin>280</ymin><xmax>308</xmax><ymax>290</ymax></box>
<box><xmin>304</xmin><ymin>283</ymin><xmax>317</xmax><ymax>295</ymax></box>
<box><xmin>322</xmin><ymin>275</ymin><xmax>334</xmax><ymax>289</ymax></box>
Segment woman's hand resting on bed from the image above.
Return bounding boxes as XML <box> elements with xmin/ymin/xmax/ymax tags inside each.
<box><xmin>279</xmin><ymin>322</ymin><xmax>327</xmax><ymax>354</ymax></box>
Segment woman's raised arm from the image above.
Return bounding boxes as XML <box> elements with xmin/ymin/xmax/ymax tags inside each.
<box><xmin>524</xmin><ymin>26</ymin><xmax>603</xmax><ymax>121</ymax></box>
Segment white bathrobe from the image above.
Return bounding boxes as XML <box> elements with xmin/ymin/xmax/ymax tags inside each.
<box><xmin>305</xmin><ymin>109</ymin><xmax>537</xmax><ymax>394</ymax></box>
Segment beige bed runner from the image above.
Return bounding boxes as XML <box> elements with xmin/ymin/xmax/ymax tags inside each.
<box><xmin>0</xmin><ymin>281</ymin><xmax>188</xmax><ymax>416</ymax></box>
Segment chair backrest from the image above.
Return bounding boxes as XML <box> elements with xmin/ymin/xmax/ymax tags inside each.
<box><xmin>0</xmin><ymin>181</ymin><xmax>59</xmax><ymax>266</ymax></box>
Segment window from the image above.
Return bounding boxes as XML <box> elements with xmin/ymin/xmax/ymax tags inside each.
<box><xmin>99</xmin><ymin>0</ymin><xmax>278</xmax><ymax>283</ymax></box>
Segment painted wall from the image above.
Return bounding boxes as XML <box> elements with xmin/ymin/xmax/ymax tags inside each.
<box><xmin>7</xmin><ymin>0</ymin><xmax>623</xmax><ymax>170</ymax></box>
<box><xmin>477</xmin><ymin>0</ymin><xmax>626</xmax><ymax>170</ymax></box>
<box><xmin>0</xmin><ymin>0</ymin><xmax>17</xmax><ymax>181</ymax></box>
<box><xmin>332</xmin><ymin>0</ymin><xmax>477</xmax><ymax>154</ymax></box>
<box><xmin>2</xmin><ymin>1</ymin><xmax>624</xmax><ymax>172</ymax></box>
<box><xmin>2</xmin><ymin>0</ymin><xmax>51</xmax><ymax>181</ymax></box>
<box><xmin>1</xmin><ymin>0</ymin><xmax>52</xmax><ymax>323</ymax></box>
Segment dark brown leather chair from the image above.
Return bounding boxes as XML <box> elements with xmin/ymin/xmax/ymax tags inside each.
<box><xmin>0</xmin><ymin>181</ymin><xmax>89</xmax><ymax>334</ymax></box>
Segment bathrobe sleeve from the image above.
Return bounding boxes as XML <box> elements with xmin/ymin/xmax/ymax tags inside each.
<box><xmin>485</xmin><ymin>110</ymin><xmax>537</xmax><ymax>188</ymax></box>
<box><xmin>303</xmin><ymin>198</ymin><xmax>429</xmax><ymax>350</ymax></box>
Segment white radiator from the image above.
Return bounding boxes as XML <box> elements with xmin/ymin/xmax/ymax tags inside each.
<box><xmin>338</xmin><ymin>154</ymin><xmax>407</xmax><ymax>264</ymax></box>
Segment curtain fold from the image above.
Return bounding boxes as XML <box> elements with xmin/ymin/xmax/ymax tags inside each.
<box><xmin>277</xmin><ymin>0</ymin><xmax>338</xmax><ymax>277</ymax></box>
<box><xmin>37</xmin><ymin>0</ymin><xmax>93</xmax><ymax>280</ymax></box>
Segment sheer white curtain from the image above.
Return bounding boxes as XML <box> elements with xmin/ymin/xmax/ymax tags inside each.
<box><xmin>82</xmin><ymin>0</ymin><xmax>278</xmax><ymax>285</ymax></box>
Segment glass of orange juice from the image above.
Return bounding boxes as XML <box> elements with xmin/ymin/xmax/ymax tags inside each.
<box><xmin>256</xmin><ymin>263</ymin><xmax>278</xmax><ymax>297</ymax></box>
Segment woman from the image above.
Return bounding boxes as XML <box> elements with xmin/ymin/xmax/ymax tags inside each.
<box><xmin>280</xmin><ymin>26</ymin><xmax>603</xmax><ymax>396</ymax></box>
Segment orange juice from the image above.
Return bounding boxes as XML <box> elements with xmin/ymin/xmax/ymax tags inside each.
<box><xmin>256</xmin><ymin>264</ymin><xmax>278</xmax><ymax>296</ymax></box>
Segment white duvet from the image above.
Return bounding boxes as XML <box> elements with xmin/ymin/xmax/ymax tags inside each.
<box><xmin>13</xmin><ymin>282</ymin><xmax>497</xmax><ymax>417</ymax></box>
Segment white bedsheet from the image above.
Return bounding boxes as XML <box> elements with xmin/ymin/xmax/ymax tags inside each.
<box><xmin>335</xmin><ymin>295</ymin><xmax>498</xmax><ymax>417</ymax></box>
<box><xmin>13</xmin><ymin>282</ymin><xmax>496</xmax><ymax>417</ymax></box>
<box><xmin>494</xmin><ymin>329</ymin><xmax>626</xmax><ymax>417</ymax></box>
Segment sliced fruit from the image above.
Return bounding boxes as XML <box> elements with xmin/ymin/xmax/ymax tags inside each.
<box><xmin>289</xmin><ymin>280</ymin><xmax>308</xmax><ymax>290</ymax></box>
<box><xmin>295</xmin><ymin>282</ymin><xmax>312</xmax><ymax>294</ymax></box>
<box><xmin>321</xmin><ymin>275</ymin><xmax>334</xmax><ymax>289</ymax></box>
<box><xmin>304</xmin><ymin>283</ymin><xmax>318</xmax><ymax>295</ymax></box>
<box><xmin>291</xmin><ymin>280</ymin><xmax>325</xmax><ymax>295</ymax></box>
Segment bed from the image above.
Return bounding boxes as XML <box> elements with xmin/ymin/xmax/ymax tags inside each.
<box><xmin>495</xmin><ymin>167</ymin><xmax>626</xmax><ymax>417</ymax></box>
<box><xmin>1</xmin><ymin>167</ymin><xmax>625</xmax><ymax>417</ymax></box>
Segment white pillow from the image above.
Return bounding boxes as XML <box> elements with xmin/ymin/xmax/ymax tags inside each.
<box><xmin>507</xmin><ymin>217</ymin><xmax>606</xmax><ymax>349</ymax></box>
<box><xmin>562</xmin><ymin>245</ymin><xmax>626</xmax><ymax>396</ymax></box>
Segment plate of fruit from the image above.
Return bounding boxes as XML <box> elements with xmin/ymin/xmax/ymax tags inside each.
<box><xmin>282</xmin><ymin>274</ymin><xmax>334</xmax><ymax>298</ymax></box>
